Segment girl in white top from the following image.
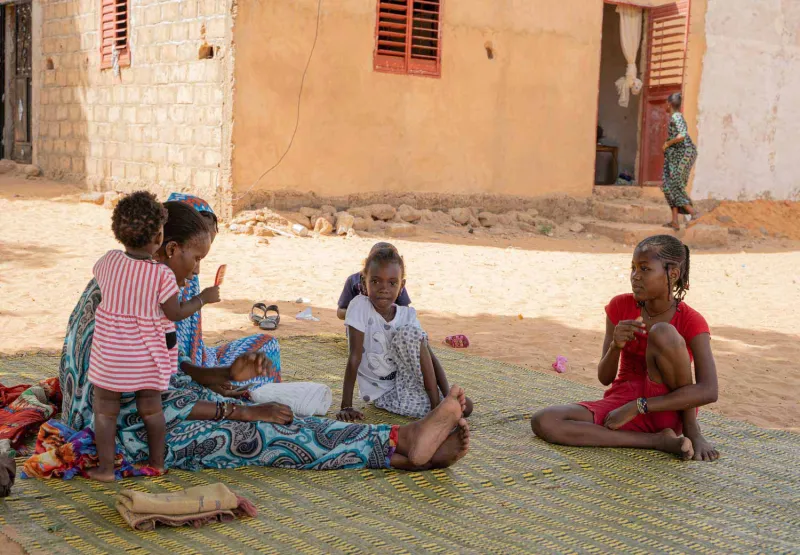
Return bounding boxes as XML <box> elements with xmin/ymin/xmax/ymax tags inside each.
<box><xmin>337</xmin><ymin>246</ymin><xmax>473</xmax><ymax>420</ymax></box>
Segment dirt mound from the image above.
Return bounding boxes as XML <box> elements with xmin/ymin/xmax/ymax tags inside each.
<box><xmin>700</xmin><ymin>200</ymin><xmax>800</xmax><ymax>239</ymax></box>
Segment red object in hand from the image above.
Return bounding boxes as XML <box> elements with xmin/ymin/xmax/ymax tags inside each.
<box><xmin>215</xmin><ymin>265</ymin><xmax>227</xmax><ymax>286</ymax></box>
<box><xmin>444</xmin><ymin>335</ymin><xmax>470</xmax><ymax>348</ymax></box>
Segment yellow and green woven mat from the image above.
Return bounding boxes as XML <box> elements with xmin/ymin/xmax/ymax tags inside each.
<box><xmin>1</xmin><ymin>336</ymin><xmax>798</xmax><ymax>554</ymax></box>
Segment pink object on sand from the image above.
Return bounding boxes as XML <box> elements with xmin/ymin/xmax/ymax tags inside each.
<box><xmin>552</xmin><ymin>356</ymin><xmax>568</xmax><ymax>373</ymax></box>
<box><xmin>444</xmin><ymin>335</ymin><xmax>470</xmax><ymax>348</ymax></box>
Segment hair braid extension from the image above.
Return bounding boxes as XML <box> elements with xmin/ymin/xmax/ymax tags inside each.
<box><xmin>635</xmin><ymin>235</ymin><xmax>691</xmax><ymax>303</ymax></box>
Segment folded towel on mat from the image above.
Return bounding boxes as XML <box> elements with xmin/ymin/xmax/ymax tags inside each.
<box><xmin>249</xmin><ymin>382</ymin><xmax>332</xmax><ymax>416</ymax></box>
<box><xmin>116</xmin><ymin>483</ymin><xmax>257</xmax><ymax>531</ymax></box>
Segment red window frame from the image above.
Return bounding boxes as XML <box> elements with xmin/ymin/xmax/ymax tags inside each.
<box><xmin>373</xmin><ymin>0</ymin><xmax>442</xmax><ymax>77</ymax></box>
<box><xmin>100</xmin><ymin>0</ymin><xmax>130</xmax><ymax>69</ymax></box>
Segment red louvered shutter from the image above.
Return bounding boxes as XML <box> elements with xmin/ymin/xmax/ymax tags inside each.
<box><xmin>645</xmin><ymin>0</ymin><xmax>690</xmax><ymax>88</ymax></box>
<box><xmin>100</xmin><ymin>0</ymin><xmax>130</xmax><ymax>69</ymax></box>
<box><xmin>374</xmin><ymin>0</ymin><xmax>442</xmax><ymax>77</ymax></box>
<box><xmin>374</xmin><ymin>0</ymin><xmax>410</xmax><ymax>74</ymax></box>
<box><xmin>639</xmin><ymin>0</ymin><xmax>691</xmax><ymax>185</ymax></box>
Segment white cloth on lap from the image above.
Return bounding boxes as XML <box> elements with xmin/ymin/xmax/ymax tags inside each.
<box><xmin>248</xmin><ymin>382</ymin><xmax>332</xmax><ymax>416</ymax></box>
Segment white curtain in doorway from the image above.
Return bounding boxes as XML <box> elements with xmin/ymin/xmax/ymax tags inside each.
<box><xmin>615</xmin><ymin>5</ymin><xmax>644</xmax><ymax>108</ymax></box>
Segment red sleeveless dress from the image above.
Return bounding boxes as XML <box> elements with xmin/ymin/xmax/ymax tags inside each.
<box><xmin>578</xmin><ymin>294</ymin><xmax>709</xmax><ymax>435</ymax></box>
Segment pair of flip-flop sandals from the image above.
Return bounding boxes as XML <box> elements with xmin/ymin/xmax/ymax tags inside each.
<box><xmin>250</xmin><ymin>303</ymin><xmax>280</xmax><ymax>331</ymax></box>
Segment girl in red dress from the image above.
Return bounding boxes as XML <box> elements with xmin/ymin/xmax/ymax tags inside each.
<box><xmin>87</xmin><ymin>192</ymin><xmax>220</xmax><ymax>481</ymax></box>
<box><xmin>531</xmin><ymin>235</ymin><xmax>720</xmax><ymax>461</ymax></box>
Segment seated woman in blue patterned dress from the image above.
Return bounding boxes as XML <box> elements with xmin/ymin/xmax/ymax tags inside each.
<box><xmin>54</xmin><ymin>197</ymin><xmax>470</xmax><ymax>476</ymax></box>
<box><xmin>166</xmin><ymin>193</ymin><xmax>280</xmax><ymax>388</ymax></box>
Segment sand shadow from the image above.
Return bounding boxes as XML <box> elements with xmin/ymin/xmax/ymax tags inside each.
<box><xmin>0</xmin><ymin>241</ymin><xmax>65</xmax><ymax>271</ymax></box>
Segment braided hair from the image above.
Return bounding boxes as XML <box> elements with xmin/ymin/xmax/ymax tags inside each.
<box><xmin>361</xmin><ymin>246</ymin><xmax>405</xmax><ymax>288</ymax></box>
<box><xmin>635</xmin><ymin>235</ymin><xmax>691</xmax><ymax>303</ymax></box>
<box><xmin>162</xmin><ymin>201</ymin><xmax>210</xmax><ymax>247</ymax></box>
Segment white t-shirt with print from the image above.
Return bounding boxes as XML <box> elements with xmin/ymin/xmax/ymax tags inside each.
<box><xmin>344</xmin><ymin>295</ymin><xmax>421</xmax><ymax>403</ymax></box>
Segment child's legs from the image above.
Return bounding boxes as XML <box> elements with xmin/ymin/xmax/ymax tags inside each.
<box><xmin>375</xmin><ymin>326</ymin><xmax>437</xmax><ymax>418</ymax></box>
<box><xmin>89</xmin><ymin>386</ymin><xmax>121</xmax><ymax>480</ymax></box>
<box><xmin>423</xmin><ymin>342</ymin><xmax>473</xmax><ymax>417</ymax></box>
<box><xmin>645</xmin><ymin>323</ymin><xmax>693</xmax><ymax>390</ymax></box>
<box><xmin>135</xmin><ymin>389</ymin><xmax>166</xmax><ymax>469</ymax></box>
<box><xmin>646</xmin><ymin>322</ymin><xmax>694</xmax><ymax>435</ymax></box>
<box><xmin>531</xmin><ymin>404</ymin><xmax>668</xmax><ymax>449</ymax></box>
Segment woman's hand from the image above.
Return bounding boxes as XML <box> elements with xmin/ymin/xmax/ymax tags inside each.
<box><xmin>613</xmin><ymin>319</ymin><xmax>647</xmax><ymax>349</ymax></box>
<box><xmin>336</xmin><ymin>407</ymin><xmax>364</xmax><ymax>422</ymax></box>
<box><xmin>200</xmin><ymin>286</ymin><xmax>221</xmax><ymax>305</ymax></box>
<box><xmin>604</xmin><ymin>401</ymin><xmax>640</xmax><ymax>430</ymax></box>
<box><xmin>208</xmin><ymin>382</ymin><xmax>249</xmax><ymax>399</ymax></box>
<box><xmin>663</xmin><ymin>141</ymin><xmax>670</xmax><ymax>152</ymax></box>
<box><xmin>230</xmin><ymin>352</ymin><xmax>273</xmax><ymax>383</ymax></box>
<box><xmin>240</xmin><ymin>402</ymin><xmax>293</xmax><ymax>424</ymax></box>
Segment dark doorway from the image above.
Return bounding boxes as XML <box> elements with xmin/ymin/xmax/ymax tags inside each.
<box><xmin>10</xmin><ymin>1</ymin><xmax>32</xmax><ymax>164</ymax></box>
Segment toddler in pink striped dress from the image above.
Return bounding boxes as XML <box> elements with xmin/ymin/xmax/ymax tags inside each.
<box><xmin>87</xmin><ymin>191</ymin><xmax>219</xmax><ymax>481</ymax></box>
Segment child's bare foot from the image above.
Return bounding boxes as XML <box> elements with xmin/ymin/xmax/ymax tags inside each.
<box><xmin>429</xmin><ymin>418</ymin><xmax>470</xmax><ymax>468</ymax></box>
<box><xmin>85</xmin><ymin>467</ymin><xmax>116</xmax><ymax>482</ymax></box>
<box><xmin>659</xmin><ymin>429</ymin><xmax>694</xmax><ymax>460</ymax></box>
<box><xmin>146</xmin><ymin>461</ymin><xmax>166</xmax><ymax>474</ymax></box>
<box><xmin>406</xmin><ymin>385</ymin><xmax>465</xmax><ymax>466</ymax></box>
<box><xmin>688</xmin><ymin>434</ymin><xmax>720</xmax><ymax>462</ymax></box>
<box><xmin>451</xmin><ymin>387</ymin><xmax>467</xmax><ymax>415</ymax></box>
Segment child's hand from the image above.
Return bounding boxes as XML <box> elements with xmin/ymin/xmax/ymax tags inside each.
<box><xmin>613</xmin><ymin>319</ymin><xmax>647</xmax><ymax>349</ymax></box>
<box><xmin>336</xmin><ymin>407</ymin><xmax>364</xmax><ymax>422</ymax></box>
<box><xmin>603</xmin><ymin>401</ymin><xmax>639</xmax><ymax>430</ymax></box>
<box><xmin>200</xmin><ymin>286</ymin><xmax>221</xmax><ymax>305</ymax></box>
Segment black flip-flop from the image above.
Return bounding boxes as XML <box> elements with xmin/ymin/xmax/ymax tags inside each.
<box><xmin>662</xmin><ymin>222</ymin><xmax>680</xmax><ymax>231</ymax></box>
<box><xmin>250</xmin><ymin>303</ymin><xmax>268</xmax><ymax>325</ymax></box>
<box><xmin>259</xmin><ymin>305</ymin><xmax>280</xmax><ymax>331</ymax></box>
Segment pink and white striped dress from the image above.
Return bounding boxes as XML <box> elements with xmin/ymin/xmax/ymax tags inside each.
<box><xmin>88</xmin><ymin>250</ymin><xmax>180</xmax><ymax>392</ymax></box>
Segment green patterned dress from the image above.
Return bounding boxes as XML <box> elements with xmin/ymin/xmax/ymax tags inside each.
<box><xmin>662</xmin><ymin>112</ymin><xmax>698</xmax><ymax>214</ymax></box>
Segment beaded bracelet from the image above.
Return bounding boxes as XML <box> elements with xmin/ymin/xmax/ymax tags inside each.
<box><xmin>636</xmin><ymin>397</ymin><xmax>649</xmax><ymax>415</ymax></box>
<box><xmin>212</xmin><ymin>401</ymin><xmax>224</xmax><ymax>421</ymax></box>
<box><xmin>223</xmin><ymin>403</ymin><xmax>236</xmax><ymax>420</ymax></box>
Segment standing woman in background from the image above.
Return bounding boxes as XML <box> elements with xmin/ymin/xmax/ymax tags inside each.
<box><xmin>661</xmin><ymin>93</ymin><xmax>700</xmax><ymax>230</ymax></box>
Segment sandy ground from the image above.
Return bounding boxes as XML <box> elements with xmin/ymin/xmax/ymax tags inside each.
<box><xmin>1</xmin><ymin>177</ymin><xmax>799</xmax><ymax>433</ymax></box>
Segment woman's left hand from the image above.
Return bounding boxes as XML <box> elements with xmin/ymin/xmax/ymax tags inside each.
<box><xmin>208</xmin><ymin>382</ymin><xmax>250</xmax><ymax>399</ymax></box>
<box><xmin>662</xmin><ymin>141</ymin><xmax>669</xmax><ymax>152</ymax></box>
<box><xmin>230</xmin><ymin>352</ymin><xmax>273</xmax><ymax>383</ymax></box>
<box><xmin>604</xmin><ymin>401</ymin><xmax>640</xmax><ymax>430</ymax></box>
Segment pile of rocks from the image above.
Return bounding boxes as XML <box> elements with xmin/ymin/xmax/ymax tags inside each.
<box><xmin>226</xmin><ymin>203</ymin><xmax>584</xmax><ymax>240</ymax></box>
<box><xmin>0</xmin><ymin>159</ymin><xmax>40</xmax><ymax>179</ymax></box>
<box><xmin>227</xmin><ymin>208</ymin><xmax>294</xmax><ymax>243</ymax></box>
<box><xmin>79</xmin><ymin>190</ymin><xmax>124</xmax><ymax>210</ymax></box>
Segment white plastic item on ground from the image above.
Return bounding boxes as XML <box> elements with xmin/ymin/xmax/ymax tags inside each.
<box><xmin>249</xmin><ymin>382</ymin><xmax>332</xmax><ymax>416</ymax></box>
<box><xmin>295</xmin><ymin>307</ymin><xmax>319</xmax><ymax>321</ymax></box>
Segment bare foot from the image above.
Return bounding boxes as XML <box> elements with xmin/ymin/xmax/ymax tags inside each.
<box><xmin>145</xmin><ymin>461</ymin><xmax>167</xmax><ymax>474</ymax></box>
<box><xmin>451</xmin><ymin>387</ymin><xmax>467</xmax><ymax>415</ymax></box>
<box><xmin>688</xmin><ymin>434</ymin><xmax>720</xmax><ymax>462</ymax></box>
<box><xmin>429</xmin><ymin>418</ymin><xmax>470</xmax><ymax>469</ymax></box>
<box><xmin>85</xmin><ymin>467</ymin><xmax>116</xmax><ymax>482</ymax></box>
<box><xmin>659</xmin><ymin>429</ymin><xmax>694</xmax><ymax>460</ymax></box>
<box><xmin>406</xmin><ymin>385</ymin><xmax>465</xmax><ymax>466</ymax></box>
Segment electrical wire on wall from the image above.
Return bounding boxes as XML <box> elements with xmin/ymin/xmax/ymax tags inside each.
<box><xmin>233</xmin><ymin>0</ymin><xmax>323</xmax><ymax>202</ymax></box>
